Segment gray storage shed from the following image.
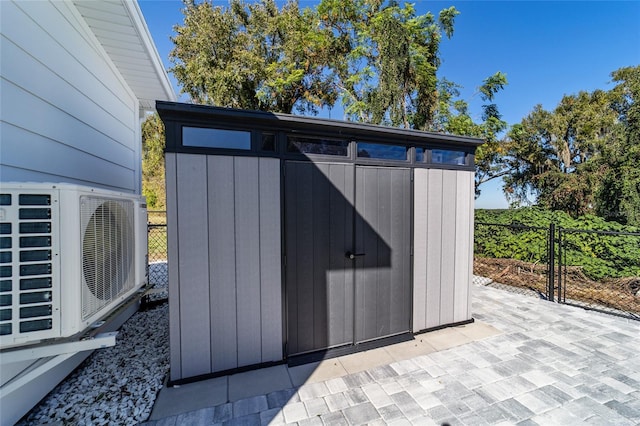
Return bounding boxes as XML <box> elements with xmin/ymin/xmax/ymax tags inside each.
<box><xmin>157</xmin><ymin>101</ymin><xmax>482</xmax><ymax>383</ymax></box>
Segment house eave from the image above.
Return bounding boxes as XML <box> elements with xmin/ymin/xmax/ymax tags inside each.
<box><xmin>72</xmin><ymin>0</ymin><xmax>176</xmax><ymax>111</ymax></box>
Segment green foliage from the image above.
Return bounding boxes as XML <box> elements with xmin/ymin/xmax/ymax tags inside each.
<box><xmin>504</xmin><ymin>90</ymin><xmax>616</xmax><ymax>211</ymax></box>
<box><xmin>171</xmin><ymin>0</ymin><xmax>463</xmax><ymax>119</ymax></box>
<box><xmin>475</xmin><ymin>208</ymin><xmax>640</xmax><ymax>280</ymax></box>
<box><xmin>170</xmin><ymin>0</ymin><xmax>337</xmax><ymax>114</ymax></box>
<box><xmin>316</xmin><ymin>0</ymin><xmax>459</xmax><ymax>129</ymax></box>
<box><xmin>169</xmin><ymin>0</ymin><xmax>506</xmax><ymax>133</ymax></box>
<box><xmin>503</xmin><ymin>65</ymin><xmax>640</xmax><ymax>226</ymax></box>
<box><xmin>141</xmin><ymin>113</ymin><xmax>166</xmax><ymax>210</ymax></box>
<box><xmin>594</xmin><ymin>65</ymin><xmax>640</xmax><ymax>225</ymax></box>
<box><xmin>479</xmin><ymin>72</ymin><xmax>507</xmax><ymax>102</ymax></box>
<box><xmin>168</xmin><ymin>0</ymin><xmax>508</xmax><ymax>199</ymax></box>
<box><xmin>432</xmin><ymin>72</ymin><xmax>509</xmax><ymax>197</ymax></box>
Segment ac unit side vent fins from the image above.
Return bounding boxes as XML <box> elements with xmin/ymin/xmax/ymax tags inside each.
<box><xmin>0</xmin><ymin>191</ymin><xmax>56</xmax><ymax>344</ymax></box>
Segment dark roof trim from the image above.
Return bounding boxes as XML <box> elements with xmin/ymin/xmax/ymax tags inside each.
<box><xmin>156</xmin><ymin>101</ymin><xmax>485</xmax><ymax>148</ymax></box>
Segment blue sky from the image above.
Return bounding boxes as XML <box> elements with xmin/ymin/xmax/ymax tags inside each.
<box><xmin>139</xmin><ymin>0</ymin><xmax>640</xmax><ymax>208</ymax></box>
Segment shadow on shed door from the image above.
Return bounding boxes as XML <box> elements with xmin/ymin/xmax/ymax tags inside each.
<box><xmin>284</xmin><ymin>161</ymin><xmax>411</xmax><ymax>356</ymax></box>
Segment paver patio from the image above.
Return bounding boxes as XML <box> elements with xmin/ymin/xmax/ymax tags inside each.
<box><xmin>142</xmin><ymin>281</ymin><xmax>640</xmax><ymax>425</ymax></box>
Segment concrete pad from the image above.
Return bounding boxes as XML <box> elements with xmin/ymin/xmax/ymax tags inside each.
<box><xmin>455</xmin><ymin>321</ymin><xmax>502</xmax><ymax>340</ymax></box>
<box><xmin>421</xmin><ymin>328</ymin><xmax>474</xmax><ymax>351</ymax></box>
<box><xmin>228</xmin><ymin>365</ymin><xmax>293</xmax><ymax>401</ymax></box>
<box><xmin>288</xmin><ymin>359</ymin><xmax>348</xmax><ymax>386</ymax></box>
<box><xmin>338</xmin><ymin>347</ymin><xmax>395</xmax><ymax>374</ymax></box>
<box><xmin>149</xmin><ymin>376</ymin><xmax>228</xmax><ymax>420</ymax></box>
<box><xmin>384</xmin><ymin>339</ymin><xmax>438</xmax><ymax>362</ymax></box>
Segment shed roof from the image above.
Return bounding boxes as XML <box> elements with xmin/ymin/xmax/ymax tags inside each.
<box><xmin>157</xmin><ymin>101</ymin><xmax>485</xmax><ymax>148</ymax></box>
<box><xmin>72</xmin><ymin>0</ymin><xmax>176</xmax><ymax>110</ymax></box>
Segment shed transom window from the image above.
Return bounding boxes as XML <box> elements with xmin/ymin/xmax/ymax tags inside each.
<box><xmin>432</xmin><ymin>149</ymin><xmax>466</xmax><ymax>165</ymax></box>
<box><xmin>287</xmin><ymin>136</ymin><xmax>349</xmax><ymax>156</ymax></box>
<box><xmin>182</xmin><ymin>127</ymin><xmax>251</xmax><ymax>150</ymax></box>
<box><xmin>357</xmin><ymin>142</ymin><xmax>408</xmax><ymax>161</ymax></box>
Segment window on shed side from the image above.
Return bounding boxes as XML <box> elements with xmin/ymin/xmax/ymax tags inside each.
<box><xmin>431</xmin><ymin>149</ymin><xmax>466</xmax><ymax>165</ymax></box>
<box><xmin>287</xmin><ymin>136</ymin><xmax>349</xmax><ymax>156</ymax></box>
<box><xmin>182</xmin><ymin>127</ymin><xmax>251</xmax><ymax>150</ymax></box>
<box><xmin>356</xmin><ymin>142</ymin><xmax>408</xmax><ymax>161</ymax></box>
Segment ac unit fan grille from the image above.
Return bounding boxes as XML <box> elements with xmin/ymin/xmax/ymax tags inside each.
<box><xmin>81</xmin><ymin>197</ymin><xmax>134</xmax><ymax>320</ymax></box>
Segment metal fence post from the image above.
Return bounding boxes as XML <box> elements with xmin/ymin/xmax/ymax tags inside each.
<box><xmin>557</xmin><ymin>227</ymin><xmax>563</xmax><ymax>303</ymax></box>
<box><xmin>548</xmin><ymin>222</ymin><xmax>555</xmax><ymax>302</ymax></box>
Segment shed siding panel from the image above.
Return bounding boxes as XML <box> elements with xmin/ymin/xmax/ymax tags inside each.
<box><xmin>312</xmin><ymin>164</ymin><xmax>331</xmax><ymax>350</ymax></box>
<box><xmin>389</xmin><ymin>169</ymin><xmax>412</xmax><ymax>334</ymax></box>
<box><xmin>412</xmin><ymin>169</ymin><xmax>427</xmax><ymax>331</ymax></box>
<box><xmin>0</xmin><ymin>0</ymin><xmax>138</xmax><ymax>193</ymax></box>
<box><xmin>425</xmin><ymin>169</ymin><xmax>443</xmax><ymax>328</ymax></box>
<box><xmin>207</xmin><ymin>156</ymin><xmax>238</xmax><ymax>372</ymax></box>
<box><xmin>285</xmin><ymin>162</ymin><xmax>356</xmax><ymax>355</ymax></box>
<box><xmin>287</xmin><ymin>163</ymin><xmax>315</xmax><ymax>353</ymax></box>
<box><xmin>234</xmin><ymin>157</ymin><xmax>263</xmax><ymax>367</ymax></box>
<box><xmin>258</xmin><ymin>157</ymin><xmax>283</xmax><ymax>363</ymax></box>
<box><xmin>354</xmin><ymin>167</ymin><xmax>411</xmax><ymax>341</ymax></box>
<box><xmin>355</xmin><ymin>167</ymin><xmax>379</xmax><ymax>340</ymax></box>
<box><xmin>165</xmin><ymin>154</ymin><xmax>182</xmax><ymax>381</ymax></box>
<box><xmin>170</xmin><ymin>155</ymin><xmax>283</xmax><ymax>378</ymax></box>
<box><xmin>376</xmin><ymin>169</ymin><xmax>393</xmax><ymax>335</ymax></box>
<box><xmin>454</xmin><ymin>171</ymin><xmax>473</xmax><ymax>322</ymax></box>
<box><xmin>327</xmin><ymin>164</ymin><xmax>354</xmax><ymax>347</ymax></box>
<box><xmin>284</xmin><ymin>164</ymin><xmax>300</xmax><ymax>353</ymax></box>
<box><xmin>439</xmin><ymin>170</ymin><xmax>457</xmax><ymax>325</ymax></box>
<box><xmin>176</xmin><ymin>154</ymin><xmax>211</xmax><ymax>378</ymax></box>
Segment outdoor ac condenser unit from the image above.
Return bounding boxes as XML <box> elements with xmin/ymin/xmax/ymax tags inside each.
<box><xmin>0</xmin><ymin>183</ymin><xmax>147</xmax><ymax>349</ymax></box>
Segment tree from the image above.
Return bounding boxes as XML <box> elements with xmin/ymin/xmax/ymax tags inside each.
<box><xmin>141</xmin><ymin>113</ymin><xmax>166</xmax><ymax>210</ymax></box>
<box><xmin>167</xmin><ymin>0</ymin><xmax>508</xmax><ymax>197</ymax></box>
<box><xmin>500</xmin><ymin>66</ymin><xmax>640</xmax><ymax>223</ymax></box>
<box><xmin>170</xmin><ymin>0</ymin><xmax>337</xmax><ymax>114</ymax></box>
<box><xmin>430</xmin><ymin>73</ymin><xmax>509</xmax><ymax>196</ymax></box>
<box><xmin>595</xmin><ymin>65</ymin><xmax>640</xmax><ymax>225</ymax></box>
<box><xmin>316</xmin><ymin>0</ymin><xmax>460</xmax><ymax>129</ymax></box>
<box><xmin>170</xmin><ymin>0</ymin><xmax>467</xmax><ymax>126</ymax></box>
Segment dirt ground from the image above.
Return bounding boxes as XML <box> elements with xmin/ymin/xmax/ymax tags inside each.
<box><xmin>474</xmin><ymin>257</ymin><xmax>640</xmax><ymax>317</ymax></box>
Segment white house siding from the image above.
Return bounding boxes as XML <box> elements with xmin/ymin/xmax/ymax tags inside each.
<box><xmin>166</xmin><ymin>153</ymin><xmax>283</xmax><ymax>381</ymax></box>
<box><xmin>0</xmin><ymin>0</ymin><xmax>140</xmax><ymax>193</ymax></box>
<box><xmin>412</xmin><ymin>169</ymin><xmax>474</xmax><ymax>331</ymax></box>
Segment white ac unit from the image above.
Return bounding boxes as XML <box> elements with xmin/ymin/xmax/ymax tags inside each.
<box><xmin>0</xmin><ymin>183</ymin><xmax>147</xmax><ymax>349</ymax></box>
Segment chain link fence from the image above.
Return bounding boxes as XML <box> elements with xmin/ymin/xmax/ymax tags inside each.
<box><xmin>147</xmin><ymin>211</ymin><xmax>168</xmax><ymax>293</ymax></box>
<box><xmin>474</xmin><ymin>222</ymin><xmax>552</xmax><ymax>300</ymax></box>
<box><xmin>474</xmin><ymin>221</ymin><xmax>640</xmax><ymax>321</ymax></box>
<box><xmin>557</xmin><ymin>227</ymin><xmax>640</xmax><ymax>320</ymax></box>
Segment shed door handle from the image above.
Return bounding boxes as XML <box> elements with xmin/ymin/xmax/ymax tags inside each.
<box><xmin>346</xmin><ymin>251</ymin><xmax>365</xmax><ymax>260</ymax></box>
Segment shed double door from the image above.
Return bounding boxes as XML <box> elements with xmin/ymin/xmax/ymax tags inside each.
<box><xmin>285</xmin><ymin>161</ymin><xmax>411</xmax><ymax>356</ymax></box>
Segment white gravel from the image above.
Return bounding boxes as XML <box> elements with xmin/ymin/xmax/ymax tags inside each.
<box><xmin>147</xmin><ymin>262</ymin><xmax>169</xmax><ymax>301</ymax></box>
<box><xmin>18</xmin><ymin>301</ymin><xmax>169</xmax><ymax>425</ymax></box>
